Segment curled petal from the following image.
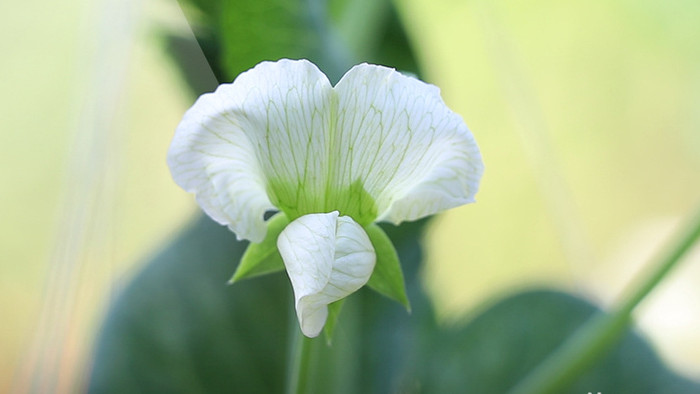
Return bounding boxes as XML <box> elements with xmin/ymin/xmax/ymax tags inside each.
<box><xmin>278</xmin><ymin>212</ymin><xmax>375</xmax><ymax>337</ymax></box>
<box><xmin>332</xmin><ymin>64</ymin><xmax>484</xmax><ymax>224</ymax></box>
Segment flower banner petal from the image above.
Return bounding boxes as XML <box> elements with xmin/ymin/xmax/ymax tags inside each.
<box><xmin>277</xmin><ymin>212</ymin><xmax>375</xmax><ymax>337</ymax></box>
<box><xmin>167</xmin><ymin>59</ymin><xmax>334</xmax><ymax>242</ymax></box>
<box><xmin>230</xmin><ymin>59</ymin><xmax>334</xmax><ymax>220</ymax></box>
<box><xmin>331</xmin><ymin>64</ymin><xmax>484</xmax><ymax>225</ymax></box>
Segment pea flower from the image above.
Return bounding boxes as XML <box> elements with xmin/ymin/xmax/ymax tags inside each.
<box><xmin>167</xmin><ymin>59</ymin><xmax>483</xmax><ymax>338</ymax></box>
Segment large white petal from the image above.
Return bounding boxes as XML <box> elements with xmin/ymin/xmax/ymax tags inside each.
<box><xmin>277</xmin><ymin>212</ymin><xmax>375</xmax><ymax>337</ymax></box>
<box><xmin>169</xmin><ymin>59</ymin><xmax>483</xmax><ymax>239</ymax></box>
<box><xmin>331</xmin><ymin>64</ymin><xmax>484</xmax><ymax>224</ymax></box>
<box><xmin>167</xmin><ymin>59</ymin><xmax>334</xmax><ymax>242</ymax></box>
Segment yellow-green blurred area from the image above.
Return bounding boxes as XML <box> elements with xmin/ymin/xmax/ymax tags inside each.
<box><xmin>2</xmin><ymin>0</ymin><xmax>699</xmax><ymax>391</ymax></box>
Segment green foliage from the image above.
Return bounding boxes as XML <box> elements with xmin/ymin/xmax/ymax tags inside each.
<box><xmin>86</xmin><ymin>215</ymin><xmax>431</xmax><ymax>393</ymax></box>
<box><xmin>172</xmin><ymin>0</ymin><xmax>418</xmax><ymax>86</ymax></box>
<box><xmin>365</xmin><ymin>223</ymin><xmax>410</xmax><ymax>310</ymax></box>
<box><xmin>420</xmin><ymin>290</ymin><xmax>700</xmax><ymax>393</ymax></box>
<box><xmin>87</xmin><ymin>216</ymin><xmax>292</xmax><ymax>393</ymax></box>
<box><xmin>230</xmin><ymin>212</ymin><xmax>289</xmax><ymax>282</ymax></box>
<box><xmin>218</xmin><ymin>0</ymin><xmax>317</xmax><ymax>81</ymax></box>
<box><xmin>86</xmin><ymin>217</ymin><xmax>698</xmax><ymax>393</ymax></box>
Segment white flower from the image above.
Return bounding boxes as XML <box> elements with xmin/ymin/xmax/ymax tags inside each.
<box><xmin>167</xmin><ymin>59</ymin><xmax>483</xmax><ymax>337</ymax></box>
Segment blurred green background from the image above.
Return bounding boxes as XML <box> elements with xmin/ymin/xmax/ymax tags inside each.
<box><xmin>2</xmin><ymin>0</ymin><xmax>699</xmax><ymax>392</ymax></box>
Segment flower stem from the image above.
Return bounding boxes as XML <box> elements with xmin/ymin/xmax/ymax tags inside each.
<box><xmin>287</xmin><ymin>328</ymin><xmax>314</xmax><ymax>394</ymax></box>
<box><xmin>509</xmin><ymin>205</ymin><xmax>700</xmax><ymax>394</ymax></box>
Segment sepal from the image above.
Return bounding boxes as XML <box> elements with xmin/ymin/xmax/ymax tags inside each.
<box><xmin>230</xmin><ymin>212</ymin><xmax>289</xmax><ymax>283</ymax></box>
<box><xmin>365</xmin><ymin>223</ymin><xmax>410</xmax><ymax>311</ymax></box>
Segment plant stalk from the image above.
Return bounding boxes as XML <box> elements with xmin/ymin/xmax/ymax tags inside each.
<box><xmin>287</xmin><ymin>328</ymin><xmax>314</xmax><ymax>394</ymax></box>
<box><xmin>509</xmin><ymin>205</ymin><xmax>700</xmax><ymax>394</ymax></box>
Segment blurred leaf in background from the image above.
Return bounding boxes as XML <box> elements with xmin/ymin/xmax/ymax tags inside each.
<box><xmin>170</xmin><ymin>0</ymin><xmax>417</xmax><ymax>85</ymax></box>
<box><xmin>87</xmin><ymin>214</ymin><xmax>700</xmax><ymax>393</ymax></box>
<box><xmin>423</xmin><ymin>290</ymin><xmax>700</xmax><ymax>393</ymax></box>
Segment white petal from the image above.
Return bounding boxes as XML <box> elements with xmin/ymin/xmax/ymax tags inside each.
<box><xmin>167</xmin><ymin>59</ymin><xmax>334</xmax><ymax>242</ymax></box>
<box><xmin>169</xmin><ymin>59</ymin><xmax>483</xmax><ymax>239</ymax></box>
<box><xmin>277</xmin><ymin>212</ymin><xmax>375</xmax><ymax>337</ymax></box>
<box><xmin>331</xmin><ymin>64</ymin><xmax>484</xmax><ymax>224</ymax></box>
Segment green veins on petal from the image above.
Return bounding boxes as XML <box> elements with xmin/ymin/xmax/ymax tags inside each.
<box><xmin>168</xmin><ymin>59</ymin><xmax>483</xmax><ymax>244</ymax></box>
<box><xmin>267</xmin><ymin>177</ymin><xmax>378</xmax><ymax>226</ymax></box>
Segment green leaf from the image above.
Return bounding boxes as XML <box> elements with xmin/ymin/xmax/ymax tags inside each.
<box><xmin>418</xmin><ymin>290</ymin><xmax>700</xmax><ymax>393</ymax></box>
<box><xmin>176</xmin><ymin>0</ymin><xmax>416</xmax><ymax>86</ymax></box>
<box><xmin>230</xmin><ymin>212</ymin><xmax>289</xmax><ymax>283</ymax></box>
<box><xmin>87</xmin><ymin>214</ymin><xmax>699</xmax><ymax>394</ymax></box>
<box><xmin>365</xmin><ymin>223</ymin><xmax>410</xmax><ymax>310</ymax></box>
<box><xmin>218</xmin><ymin>0</ymin><xmax>319</xmax><ymax>81</ymax></box>
<box><xmin>323</xmin><ymin>299</ymin><xmax>345</xmax><ymax>345</ymax></box>
<box><xmin>87</xmin><ymin>215</ymin><xmax>293</xmax><ymax>393</ymax></box>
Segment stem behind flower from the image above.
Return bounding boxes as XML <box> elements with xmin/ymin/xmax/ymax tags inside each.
<box><xmin>509</xmin><ymin>205</ymin><xmax>700</xmax><ymax>394</ymax></box>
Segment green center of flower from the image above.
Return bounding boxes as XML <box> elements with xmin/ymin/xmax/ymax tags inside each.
<box><xmin>266</xmin><ymin>177</ymin><xmax>378</xmax><ymax>226</ymax></box>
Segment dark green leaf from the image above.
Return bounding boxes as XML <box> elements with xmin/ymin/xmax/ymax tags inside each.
<box><xmin>86</xmin><ymin>214</ymin><xmax>433</xmax><ymax>394</ymax></box>
<box><xmin>174</xmin><ymin>0</ymin><xmax>418</xmax><ymax>85</ymax></box>
<box><xmin>418</xmin><ymin>290</ymin><xmax>700</xmax><ymax>394</ymax></box>
<box><xmin>218</xmin><ymin>0</ymin><xmax>318</xmax><ymax>81</ymax></box>
<box><xmin>87</xmin><ymin>215</ymin><xmax>292</xmax><ymax>393</ymax></box>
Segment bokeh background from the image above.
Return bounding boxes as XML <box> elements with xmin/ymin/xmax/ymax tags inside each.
<box><xmin>2</xmin><ymin>0</ymin><xmax>699</xmax><ymax>392</ymax></box>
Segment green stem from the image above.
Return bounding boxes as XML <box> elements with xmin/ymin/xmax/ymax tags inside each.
<box><xmin>509</xmin><ymin>205</ymin><xmax>700</xmax><ymax>394</ymax></box>
<box><xmin>287</xmin><ymin>328</ymin><xmax>314</xmax><ymax>394</ymax></box>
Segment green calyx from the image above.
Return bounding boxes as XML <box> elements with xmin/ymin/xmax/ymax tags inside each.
<box><xmin>232</xmin><ymin>213</ymin><xmax>410</xmax><ymax>315</ymax></box>
<box><xmin>230</xmin><ymin>212</ymin><xmax>290</xmax><ymax>283</ymax></box>
<box><xmin>364</xmin><ymin>223</ymin><xmax>410</xmax><ymax>311</ymax></box>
